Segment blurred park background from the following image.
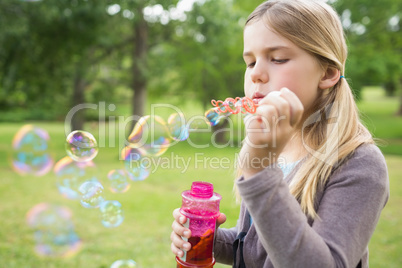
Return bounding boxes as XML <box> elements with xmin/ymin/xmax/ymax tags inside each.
<box><xmin>0</xmin><ymin>0</ymin><xmax>401</xmax><ymax>267</ymax></box>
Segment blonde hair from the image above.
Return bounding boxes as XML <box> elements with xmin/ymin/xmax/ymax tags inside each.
<box><xmin>240</xmin><ymin>0</ymin><xmax>373</xmax><ymax>219</ymax></box>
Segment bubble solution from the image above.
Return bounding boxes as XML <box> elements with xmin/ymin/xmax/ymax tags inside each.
<box><xmin>176</xmin><ymin>182</ymin><xmax>221</xmax><ymax>268</ymax></box>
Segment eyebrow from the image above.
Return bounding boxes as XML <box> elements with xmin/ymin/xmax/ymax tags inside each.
<box><xmin>243</xmin><ymin>46</ymin><xmax>290</xmax><ymax>57</ymax></box>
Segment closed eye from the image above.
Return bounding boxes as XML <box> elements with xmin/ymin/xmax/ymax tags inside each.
<box><xmin>247</xmin><ymin>62</ymin><xmax>256</xmax><ymax>68</ymax></box>
<box><xmin>272</xmin><ymin>59</ymin><xmax>289</xmax><ymax>64</ymax></box>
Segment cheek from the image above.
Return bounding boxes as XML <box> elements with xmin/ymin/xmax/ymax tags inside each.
<box><xmin>244</xmin><ymin>71</ymin><xmax>252</xmax><ymax>97</ymax></box>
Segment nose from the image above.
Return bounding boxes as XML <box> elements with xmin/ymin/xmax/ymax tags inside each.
<box><xmin>250</xmin><ymin>62</ymin><xmax>269</xmax><ymax>83</ymax></box>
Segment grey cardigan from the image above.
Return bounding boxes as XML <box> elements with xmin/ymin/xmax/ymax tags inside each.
<box><xmin>214</xmin><ymin>144</ymin><xmax>389</xmax><ymax>267</ymax></box>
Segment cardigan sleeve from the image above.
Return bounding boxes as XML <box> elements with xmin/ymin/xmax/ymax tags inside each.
<box><xmin>236</xmin><ymin>144</ymin><xmax>389</xmax><ymax>268</ymax></box>
<box><xmin>214</xmin><ymin>226</ymin><xmax>238</xmax><ymax>265</ymax></box>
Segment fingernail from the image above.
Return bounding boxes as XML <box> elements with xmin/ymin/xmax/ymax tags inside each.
<box><xmin>180</xmin><ymin>216</ymin><xmax>186</xmax><ymax>223</ymax></box>
<box><xmin>183</xmin><ymin>230</ymin><xmax>190</xmax><ymax>237</ymax></box>
<box><xmin>183</xmin><ymin>243</ymin><xmax>191</xmax><ymax>250</ymax></box>
<box><xmin>177</xmin><ymin>250</ymin><xmax>183</xmax><ymax>257</ymax></box>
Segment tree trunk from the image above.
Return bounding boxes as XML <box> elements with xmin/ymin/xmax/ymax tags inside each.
<box><xmin>130</xmin><ymin>8</ymin><xmax>148</xmax><ymax>131</ymax></box>
<box><xmin>71</xmin><ymin>70</ymin><xmax>86</xmax><ymax>131</ymax></box>
<box><xmin>397</xmin><ymin>81</ymin><xmax>402</xmax><ymax>116</ymax></box>
<box><xmin>212</xmin><ymin>118</ymin><xmax>229</xmax><ymax>144</ymax></box>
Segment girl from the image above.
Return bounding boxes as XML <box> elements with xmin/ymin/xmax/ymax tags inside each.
<box><xmin>171</xmin><ymin>0</ymin><xmax>389</xmax><ymax>267</ymax></box>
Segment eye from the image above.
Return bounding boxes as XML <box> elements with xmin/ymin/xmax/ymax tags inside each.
<box><xmin>272</xmin><ymin>58</ymin><xmax>289</xmax><ymax>64</ymax></box>
<box><xmin>246</xmin><ymin>62</ymin><xmax>256</xmax><ymax>68</ymax></box>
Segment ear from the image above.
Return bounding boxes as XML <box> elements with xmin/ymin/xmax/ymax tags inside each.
<box><xmin>318</xmin><ymin>66</ymin><xmax>340</xmax><ymax>90</ymax></box>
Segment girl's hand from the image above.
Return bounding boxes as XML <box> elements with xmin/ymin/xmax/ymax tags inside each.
<box><xmin>239</xmin><ymin>88</ymin><xmax>304</xmax><ymax>179</ymax></box>
<box><xmin>170</xmin><ymin>208</ymin><xmax>227</xmax><ymax>258</ymax></box>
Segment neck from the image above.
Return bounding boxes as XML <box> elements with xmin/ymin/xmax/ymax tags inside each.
<box><xmin>279</xmin><ymin>132</ymin><xmax>306</xmax><ymax>163</ymax></box>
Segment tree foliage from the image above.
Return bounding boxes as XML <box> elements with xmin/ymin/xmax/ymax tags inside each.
<box><xmin>334</xmin><ymin>0</ymin><xmax>402</xmax><ymax>100</ymax></box>
<box><xmin>1</xmin><ymin>0</ymin><xmax>401</xmax><ymax>123</ymax></box>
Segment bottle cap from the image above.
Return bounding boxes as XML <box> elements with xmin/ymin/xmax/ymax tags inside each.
<box><xmin>190</xmin><ymin>181</ymin><xmax>213</xmax><ymax>198</ymax></box>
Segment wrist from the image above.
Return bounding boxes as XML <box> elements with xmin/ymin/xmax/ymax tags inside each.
<box><xmin>238</xmin><ymin>148</ymin><xmax>278</xmax><ymax>180</ymax></box>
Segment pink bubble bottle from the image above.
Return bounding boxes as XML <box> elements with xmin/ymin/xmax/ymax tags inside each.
<box><xmin>176</xmin><ymin>181</ymin><xmax>222</xmax><ymax>268</ymax></box>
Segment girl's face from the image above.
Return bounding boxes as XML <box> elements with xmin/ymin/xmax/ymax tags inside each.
<box><xmin>243</xmin><ymin>19</ymin><xmax>324</xmax><ymax>114</ymax></box>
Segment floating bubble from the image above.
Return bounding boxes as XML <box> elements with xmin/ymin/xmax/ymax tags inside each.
<box><xmin>12</xmin><ymin>124</ymin><xmax>49</xmax><ymax>151</ymax></box>
<box><xmin>99</xmin><ymin>200</ymin><xmax>124</xmax><ymax>228</ymax></box>
<box><xmin>111</xmin><ymin>259</ymin><xmax>138</xmax><ymax>268</ymax></box>
<box><xmin>79</xmin><ymin>181</ymin><xmax>105</xmax><ymax>208</ymax></box>
<box><xmin>11</xmin><ymin>125</ymin><xmax>53</xmax><ymax>176</ymax></box>
<box><xmin>167</xmin><ymin>113</ymin><xmax>189</xmax><ymax>141</ymax></box>
<box><xmin>108</xmin><ymin>169</ymin><xmax>131</xmax><ymax>193</ymax></box>
<box><xmin>54</xmin><ymin>156</ymin><xmax>98</xmax><ymax>199</ymax></box>
<box><xmin>65</xmin><ymin>130</ymin><xmax>98</xmax><ymax>162</ymax></box>
<box><xmin>186</xmin><ymin>115</ymin><xmax>211</xmax><ymax>132</ymax></box>
<box><xmin>204</xmin><ymin>108</ymin><xmax>223</xmax><ymax>126</ymax></box>
<box><xmin>128</xmin><ymin>115</ymin><xmax>172</xmax><ymax>157</ymax></box>
<box><xmin>26</xmin><ymin>203</ymin><xmax>82</xmax><ymax>258</ymax></box>
<box><xmin>121</xmin><ymin>146</ymin><xmax>150</xmax><ymax>181</ymax></box>
<box><xmin>12</xmin><ymin>151</ymin><xmax>54</xmax><ymax>176</ymax></box>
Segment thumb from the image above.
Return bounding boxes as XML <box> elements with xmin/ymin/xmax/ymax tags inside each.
<box><xmin>216</xmin><ymin>212</ymin><xmax>227</xmax><ymax>227</ymax></box>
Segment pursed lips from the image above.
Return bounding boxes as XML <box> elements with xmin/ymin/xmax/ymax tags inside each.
<box><xmin>252</xmin><ymin>92</ymin><xmax>266</xmax><ymax>105</ymax></box>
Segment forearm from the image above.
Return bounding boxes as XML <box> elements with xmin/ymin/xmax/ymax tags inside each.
<box><xmin>237</xmin><ymin>167</ymin><xmax>336</xmax><ymax>267</ymax></box>
<box><xmin>214</xmin><ymin>227</ymin><xmax>237</xmax><ymax>265</ymax></box>
<box><xmin>236</xmin><ymin>155</ymin><xmax>388</xmax><ymax>268</ymax></box>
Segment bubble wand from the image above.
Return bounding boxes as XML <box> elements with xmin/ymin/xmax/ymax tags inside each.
<box><xmin>205</xmin><ymin>97</ymin><xmax>259</xmax><ymax>126</ymax></box>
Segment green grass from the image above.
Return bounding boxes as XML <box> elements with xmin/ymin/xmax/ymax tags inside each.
<box><xmin>369</xmin><ymin>155</ymin><xmax>402</xmax><ymax>268</ymax></box>
<box><xmin>0</xmin><ymin>122</ymin><xmax>240</xmax><ymax>268</ymax></box>
<box><xmin>358</xmin><ymin>87</ymin><xmax>402</xmax><ymax>155</ymax></box>
<box><xmin>0</xmin><ymin>87</ymin><xmax>401</xmax><ymax>267</ymax></box>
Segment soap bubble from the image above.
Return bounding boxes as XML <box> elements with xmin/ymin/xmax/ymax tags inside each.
<box><xmin>99</xmin><ymin>200</ymin><xmax>124</xmax><ymax>228</ymax></box>
<box><xmin>12</xmin><ymin>152</ymin><xmax>53</xmax><ymax>177</ymax></box>
<box><xmin>121</xmin><ymin>146</ymin><xmax>150</xmax><ymax>181</ymax></box>
<box><xmin>110</xmin><ymin>259</ymin><xmax>138</xmax><ymax>268</ymax></box>
<box><xmin>79</xmin><ymin>181</ymin><xmax>105</xmax><ymax>208</ymax></box>
<box><xmin>107</xmin><ymin>169</ymin><xmax>130</xmax><ymax>193</ymax></box>
<box><xmin>204</xmin><ymin>108</ymin><xmax>223</xmax><ymax>126</ymax></box>
<box><xmin>11</xmin><ymin>125</ymin><xmax>53</xmax><ymax>176</ymax></box>
<box><xmin>167</xmin><ymin>113</ymin><xmax>189</xmax><ymax>141</ymax></box>
<box><xmin>26</xmin><ymin>203</ymin><xmax>82</xmax><ymax>258</ymax></box>
<box><xmin>65</xmin><ymin>130</ymin><xmax>98</xmax><ymax>162</ymax></box>
<box><xmin>128</xmin><ymin>115</ymin><xmax>172</xmax><ymax>157</ymax></box>
<box><xmin>12</xmin><ymin>124</ymin><xmax>49</xmax><ymax>151</ymax></box>
<box><xmin>54</xmin><ymin>156</ymin><xmax>98</xmax><ymax>199</ymax></box>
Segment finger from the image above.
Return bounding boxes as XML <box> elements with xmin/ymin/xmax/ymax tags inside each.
<box><xmin>171</xmin><ymin>231</ymin><xmax>192</xmax><ymax>252</ymax></box>
<box><xmin>172</xmin><ymin>219</ymin><xmax>191</xmax><ymax>239</ymax></box>
<box><xmin>262</xmin><ymin>91</ymin><xmax>291</xmax><ymax>125</ymax></box>
<box><xmin>173</xmin><ymin>208</ymin><xmax>180</xmax><ymax>219</ymax></box>
<box><xmin>171</xmin><ymin>242</ymin><xmax>184</xmax><ymax>257</ymax></box>
<box><xmin>279</xmin><ymin>88</ymin><xmax>304</xmax><ymax>126</ymax></box>
<box><xmin>255</xmin><ymin>104</ymin><xmax>279</xmax><ymax>130</ymax></box>
<box><xmin>217</xmin><ymin>212</ymin><xmax>226</xmax><ymax>227</ymax></box>
<box><xmin>173</xmin><ymin>208</ymin><xmax>187</xmax><ymax>225</ymax></box>
<box><xmin>258</xmin><ymin>91</ymin><xmax>282</xmax><ymax>106</ymax></box>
